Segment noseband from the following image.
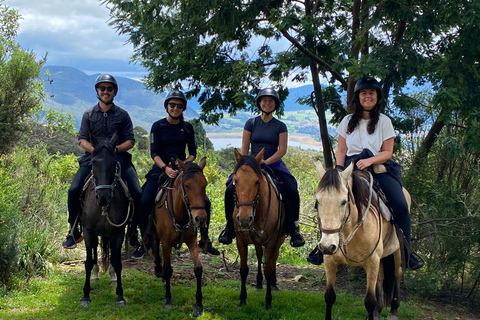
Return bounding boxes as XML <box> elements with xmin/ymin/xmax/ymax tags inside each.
<box><xmin>93</xmin><ymin>161</ymin><xmax>121</xmax><ymax>211</ymax></box>
<box><xmin>233</xmin><ymin>179</ymin><xmax>260</xmax><ymax>219</ymax></box>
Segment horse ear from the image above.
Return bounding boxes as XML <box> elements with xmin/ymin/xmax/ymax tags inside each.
<box><xmin>340</xmin><ymin>162</ymin><xmax>354</xmax><ymax>184</ymax></box>
<box><xmin>177</xmin><ymin>158</ymin><xmax>187</xmax><ymax>172</ymax></box>
<box><xmin>315</xmin><ymin>160</ymin><xmax>326</xmax><ymax>179</ymax></box>
<box><xmin>234</xmin><ymin>148</ymin><xmax>243</xmax><ymax>163</ymax></box>
<box><xmin>198</xmin><ymin>157</ymin><xmax>207</xmax><ymax>170</ymax></box>
<box><xmin>255</xmin><ymin>148</ymin><xmax>265</xmax><ymax>164</ymax></box>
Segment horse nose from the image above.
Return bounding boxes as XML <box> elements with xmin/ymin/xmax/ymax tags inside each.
<box><xmin>236</xmin><ymin>213</ymin><xmax>253</xmax><ymax>228</ymax></box>
<box><xmin>320</xmin><ymin>243</ymin><xmax>337</xmax><ymax>255</ymax></box>
<box><xmin>194</xmin><ymin>214</ymin><xmax>207</xmax><ymax>227</ymax></box>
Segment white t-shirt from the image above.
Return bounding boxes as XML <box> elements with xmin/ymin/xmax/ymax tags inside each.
<box><xmin>336</xmin><ymin>114</ymin><xmax>395</xmax><ymax>156</ymax></box>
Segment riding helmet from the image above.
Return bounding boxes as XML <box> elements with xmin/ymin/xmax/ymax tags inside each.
<box><xmin>256</xmin><ymin>88</ymin><xmax>280</xmax><ymax>110</ymax></box>
<box><xmin>95</xmin><ymin>74</ymin><xmax>118</xmax><ymax>92</ymax></box>
<box><xmin>164</xmin><ymin>90</ymin><xmax>187</xmax><ymax>110</ymax></box>
<box><xmin>354</xmin><ymin>77</ymin><xmax>382</xmax><ymax>101</ymax></box>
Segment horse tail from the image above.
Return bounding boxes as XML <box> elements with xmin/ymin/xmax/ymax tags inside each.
<box><xmin>101</xmin><ymin>236</ymin><xmax>110</xmax><ymax>273</ymax></box>
<box><xmin>381</xmin><ymin>253</ymin><xmax>396</xmax><ymax>304</ymax></box>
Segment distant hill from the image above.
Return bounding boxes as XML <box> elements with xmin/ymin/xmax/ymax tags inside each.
<box><xmin>41</xmin><ymin>66</ymin><xmax>328</xmax><ymax>141</ymax></box>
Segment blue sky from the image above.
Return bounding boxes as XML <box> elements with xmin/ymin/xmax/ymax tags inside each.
<box><xmin>4</xmin><ymin>0</ymin><xmax>148</xmax><ymax>79</ymax></box>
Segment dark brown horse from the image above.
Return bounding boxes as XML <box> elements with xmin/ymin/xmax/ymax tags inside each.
<box><xmin>80</xmin><ymin>134</ymin><xmax>132</xmax><ymax>307</ymax></box>
<box><xmin>232</xmin><ymin>148</ymin><xmax>285</xmax><ymax>310</ymax></box>
<box><xmin>315</xmin><ymin>161</ymin><xmax>404</xmax><ymax>320</ymax></box>
<box><xmin>152</xmin><ymin>157</ymin><xmax>208</xmax><ymax>316</ymax></box>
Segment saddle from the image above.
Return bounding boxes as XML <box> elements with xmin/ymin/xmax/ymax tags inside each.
<box><xmin>261</xmin><ymin>165</ymin><xmax>283</xmax><ymax>201</ymax></box>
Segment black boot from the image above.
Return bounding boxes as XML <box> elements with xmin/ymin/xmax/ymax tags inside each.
<box><xmin>198</xmin><ymin>239</ymin><xmax>220</xmax><ymax>256</ymax></box>
<box><xmin>408</xmin><ymin>253</ymin><xmax>425</xmax><ymax>270</ymax></box>
<box><xmin>290</xmin><ymin>227</ymin><xmax>305</xmax><ymax>247</ymax></box>
<box><xmin>307</xmin><ymin>247</ymin><xmax>324</xmax><ymax>265</ymax></box>
<box><xmin>218</xmin><ymin>221</ymin><xmax>235</xmax><ymax>245</ymax></box>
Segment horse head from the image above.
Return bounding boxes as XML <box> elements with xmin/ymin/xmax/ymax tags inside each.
<box><xmin>314</xmin><ymin>160</ymin><xmax>354</xmax><ymax>255</ymax></box>
<box><xmin>176</xmin><ymin>157</ymin><xmax>208</xmax><ymax>229</ymax></box>
<box><xmin>91</xmin><ymin>133</ymin><xmax>119</xmax><ymax>207</ymax></box>
<box><xmin>232</xmin><ymin>148</ymin><xmax>265</xmax><ymax>230</ymax></box>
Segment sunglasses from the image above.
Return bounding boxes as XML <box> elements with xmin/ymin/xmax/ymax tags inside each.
<box><xmin>98</xmin><ymin>86</ymin><xmax>115</xmax><ymax>92</ymax></box>
<box><xmin>168</xmin><ymin>102</ymin><xmax>185</xmax><ymax>109</ymax></box>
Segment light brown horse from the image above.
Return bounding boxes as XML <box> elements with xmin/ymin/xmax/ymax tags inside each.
<box><xmin>151</xmin><ymin>157</ymin><xmax>208</xmax><ymax>317</ymax></box>
<box><xmin>232</xmin><ymin>148</ymin><xmax>285</xmax><ymax>310</ymax></box>
<box><xmin>315</xmin><ymin>161</ymin><xmax>405</xmax><ymax>320</ymax></box>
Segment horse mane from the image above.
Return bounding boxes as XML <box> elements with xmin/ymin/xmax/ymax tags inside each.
<box><xmin>233</xmin><ymin>155</ymin><xmax>263</xmax><ymax>178</ymax></box>
<box><xmin>92</xmin><ymin>139</ymin><xmax>116</xmax><ymax>158</ymax></box>
<box><xmin>351</xmin><ymin>171</ymin><xmax>380</xmax><ymax>220</ymax></box>
<box><xmin>318</xmin><ymin>168</ymin><xmax>380</xmax><ymax>222</ymax></box>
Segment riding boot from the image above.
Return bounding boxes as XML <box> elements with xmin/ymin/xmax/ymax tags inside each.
<box><xmin>290</xmin><ymin>226</ymin><xmax>305</xmax><ymax>247</ymax></box>
<box><xmin>62</xmin><ymin>223</ymin><xmax>83</xmax><ymax>249</ymax></box>
<box><xmin>396</xmin><ymin>220</ymin><xmax>425</xmax><ymax>270</ymax></box>
<box><xmin>307</xmin><ymin>247</ymin><xmax>324</xmax><ymax>265</ymax></box>
<box><xmin>218</xmin><ymin>219</ymin><xmax>235</xmax><ymax>245</ymax></box>
<box><xmin>199</xmin><ymin>227</ymin><xmax>220</xmax><ymax>256</ymax></box>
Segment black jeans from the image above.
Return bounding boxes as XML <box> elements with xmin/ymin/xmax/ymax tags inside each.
<box><xmin>375</xmin><ymin>172</ymin><xmax>412</xmax><ymax>243</ymax></box>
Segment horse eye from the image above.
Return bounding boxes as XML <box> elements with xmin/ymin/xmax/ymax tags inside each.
<box><xmin>341</xmin><ymin>199</ymin><xmax>347</xmax><ymax>206</ymax></box>
<box><xmin>255</xmin><ymin>181</ymin><xmax>260</xmax><ymax>186</ymax></box>
<box><xmin>314</xmin><ymin>201</ymin><xmax>318</xmax><ymax>209</ymax></box>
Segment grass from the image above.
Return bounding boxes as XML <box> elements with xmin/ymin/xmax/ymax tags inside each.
<box><xmin>0</xmin><ymin>264</ymin><xmax>421</xmax><ymax>320</ymax></box>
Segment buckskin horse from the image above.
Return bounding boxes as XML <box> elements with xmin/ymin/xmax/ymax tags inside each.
<box><xmin>232</xmin><ymin>148</ymin><xmax>285</xmax><ymax>310</ymax></box>
<box><xmin>80</xmin><ymin>133</ymin><xmax>132</xmax><ymax>306</ymax></box>
<box><xmin>151</xmin><ymin>157</ymin><xmax>208</xmax><ymax>316</ymax></box>
<box><xmin>314</xmin><ymin>161</ymin><xmax>404</xmax><ymax>320</ymax></box>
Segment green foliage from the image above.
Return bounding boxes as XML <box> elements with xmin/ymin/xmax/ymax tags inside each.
<box><xmin>133</xmin><ymin>126</ymin><xmax>149</xmax><ymax>151</ymax></box>
<box><xmin>190</xmin><ymin>118</ymin><xmax>214</xmax><ymax>150</ymax></box>
<box><xmin>0</xmin><ymin>145</ymin><xmax>79</xmax><ymax>289</ymax></box>
<box><xmin>0</xmin><ymin>2</ymin><xmax>46</xmax><ymax>154</ymax></box>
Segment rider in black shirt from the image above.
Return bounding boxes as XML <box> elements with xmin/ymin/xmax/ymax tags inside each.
<box><xmin>131</xmin><ymin>90</ymin><xmax>220</xmax><ymax>258</ymax></box>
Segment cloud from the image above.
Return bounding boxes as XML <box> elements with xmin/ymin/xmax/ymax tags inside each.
<box><xmin>4</xmin><ymin>0</ymin><xmax>146</xmax><ymax>77</ymax></box>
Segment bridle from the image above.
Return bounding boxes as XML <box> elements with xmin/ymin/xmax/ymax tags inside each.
<box><xmin>92</xmin><ymin>160</ymin><xmax>132</xmax><ymax>227</ymax></box>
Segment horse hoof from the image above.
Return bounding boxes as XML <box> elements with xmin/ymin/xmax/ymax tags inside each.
<box><xmin>91</xmin><ymin>277</ymin><xmax>99</xmax><ymax>283</ymax></box>
<box><xmin>80</xmin><ymin>298</ymin><xmax>91</xmax><ymax>307</ymax></box>
<box><xmin>238</xmin><ymin>301</ymin><xmax>246</xmax><ymax>308</ymax></box>
<box><xmin>110</xmin><ymin>279</ymin><xmax>117</xmax><ymax>285</ymax></box>
<box><xmin>272</xmin><ymin>285</ymin><xmax>279</xmax><ymax>291</ymax></box>
<box><xmin>155</xmin><ymin>270</ymin><xmax>164</xmax><ymax>278</ymax></box>
<box><xmin>255</xmin><ymin>285</ymin><xmax>263</xmax><ymax>292</ymax></box>
<box><xmin>387</xmin><ymin>315</ymin><xmax>399</xmax><ymax>320</ymax></box>
<box><xmin>192</xmin><ymin>305</ymin><xmax>203</xmax><ymax>317</ymax></box>
<box><xmin>264</xmin><ymin>303</ymin><xmax>271</xmax><ymax>311</ymax></box>
<box><xmin>165</xmin><ymin>303</ymin><xmax>173</xmax><ymax>310</ymax></box>
<box><xmin>117</xmin><ymin>300</ymin><xmax>127</xmax><ymax>307</ymax></box>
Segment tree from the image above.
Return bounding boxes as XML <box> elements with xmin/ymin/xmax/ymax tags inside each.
<box><xmin>190</xmin><ymin>118</ymin><xmax>214</xmax><ymax>150</ymax></box>
<box><xmin>0</xmin><ymin>1</ymin><xmax>46</xmax><ymax>154</ymax></box>
<box><xmin>133</xmin><ymin>126</ymin><xmax>149</xmax><ymax>151</ymax></box>
<box><xmin>104</xmin><ymin>0</ymin><xmax>478</xmax><ymax>169</ymax></box>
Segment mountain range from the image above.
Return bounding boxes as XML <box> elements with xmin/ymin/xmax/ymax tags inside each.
<box><xmin>42</xmin><ymin>66</ymin><xmax>316</xmax><ymax>124</ymax></box>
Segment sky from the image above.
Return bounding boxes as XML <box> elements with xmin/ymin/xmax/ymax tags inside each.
<box><xmin>4</xmin><ymin>0</ymin><xmax>148</xmax><ymax>79</ymax></box>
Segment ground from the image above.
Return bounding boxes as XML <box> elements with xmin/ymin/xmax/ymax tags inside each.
<box><xmin>109</xmin><ymin>248</ymin><xmax>479</xmax><ymax>320</ymax></box>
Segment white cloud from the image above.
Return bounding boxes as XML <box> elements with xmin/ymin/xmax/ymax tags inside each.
<box><xmin>3</xmin><ymin>0</ymin><xmax>143</xmax><ymax>76</ymax></box>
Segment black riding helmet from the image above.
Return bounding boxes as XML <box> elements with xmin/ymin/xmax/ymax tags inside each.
<box><xmin>95</xmin><ymin>74</ymin><xmax>118</xmax><ymax>92</ymax></box>
<box><xmin>256</xmin><ymin>88</ymin><xmax>280</xmax><ymax>113</ymax></box>
<box><xmin>354</xmin><ymin>77</ymin><xmax>382</xmax><ymax>101</ymax></box>
<box><xmin>164</xmin><ymin>90</ymin><xmax>187</xmax><ymax>110</ymax></box>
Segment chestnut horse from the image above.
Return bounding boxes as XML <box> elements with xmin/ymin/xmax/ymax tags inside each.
<box><xmin>232</xmin><ymin>148</ymin><xmax>285</xmax><ymax>310</ymax></box>
<box><xmin>315</xmin><ymin>161</ymin><xmax>405</xmax><ymax>320</ymax></box>
<box><xmin>151</xmin><ymin>157</ymin><xmax>207</xmax><ymax>317</ymax></box>
<box><xmin>80</xmin><ymin>133</ymin><xmax>132</xmax><ymax>306</ymax></box>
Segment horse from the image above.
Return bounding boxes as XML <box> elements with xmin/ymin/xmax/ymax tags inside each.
<box><xmin>151</xmin><ymin>157</ymin><xmax>208</xmax><ymax>317</ymax></box>
<box><xmin>314</xmin><ymin>161</ymin><xmax>406</xmax><ymax>320</ymax></box>
<box><xmin>80</xmin><ymin>133</ymin><xmax>132</xmax><ymax>307</ymax></box>
<box><xmin>232</xmin><ymin>148</ymin><xmax>285</xmax><ymax>310</ymax></box>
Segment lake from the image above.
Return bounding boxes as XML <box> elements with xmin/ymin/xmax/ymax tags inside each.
<box><xmin>209</xmin><ymin>138</ymin><xmax>321</xmax><ymax>151</ymax></box>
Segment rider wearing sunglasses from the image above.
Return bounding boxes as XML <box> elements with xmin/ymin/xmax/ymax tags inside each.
<box><xmin>130</xmin><ymin>90</ymin><xmax>220</xmax><ymax>259</ymax></box>
<box><xmin>62</xmin><ymin>74</ymin><xmax>142</xmax><ymax>249</ymax></box>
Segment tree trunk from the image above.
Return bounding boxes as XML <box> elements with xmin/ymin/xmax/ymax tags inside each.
<box><xmin>310</xmin><ymin>61</ymin><xmax>333</xmax><ymax>168</ymax></box>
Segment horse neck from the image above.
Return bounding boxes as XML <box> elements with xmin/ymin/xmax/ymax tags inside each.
<box><xmin>254</xmin><ymin>175</ymin><xmax>277</xmax><ymax>225</ymax></box>
<box><xmin>170</xmin><ymin>175</ymin><xmax>188</xmax><ymax>220</ymax></box>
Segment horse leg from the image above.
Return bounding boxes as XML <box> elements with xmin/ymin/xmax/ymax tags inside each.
<box><xmin>387</xmin><ymin>250</ymin><xmax>403</xmax><ymax>320</ymax></box>
<box><xmin>263</xmin><ymin>243</ymin><xmax>281</xmax><ymax>310</ymax></box>
<box><xmin>187</xmin><ymin>238</ymin><xmax>203</xmax><ymax>317</ymax></box>
<box><xmin>254</xmin><ymin>245</ymin><xmax>263</xmax><ymax>290</ymax></box>
<box><xmin>162</xmin><ymin>242</ymin><xmax>174</xmax><ymax>310</ymax></box>
<box><xmin>237</xmin><ymin>238</ymin><xmax>249</xmax><ymax>307</ymax></box>
<box><xmin>364</xmin><ymin>261</ymin><xmax>380</xmax><ymax>320</ymax></box>
<box><xmin>324</xmin><ymin>260</ymin><xmax>338</xmax><ymax>320</ymax></box>
<box><xmin>81</xmin><ymin>235</ymin><xmax>97</xmax><ymax>306</ymax></box>
<box><xmin>153</xmin><ymin>238</ymin><xmax>163</xmax><ymax>278</ymax></box>
<box><xmin>374</xmin><ymin>262</ymin><xmax>385</xmax><ymax>320</ymax></box>
<box><xmin>111</xmin><ymin>236</ymin><xmax>126</xmax><ymax>306</ymax></box>
<box><xmin>91</xmin><ymin>264</ymin><xmax>100</xmax><ymax>283</ymax></box>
